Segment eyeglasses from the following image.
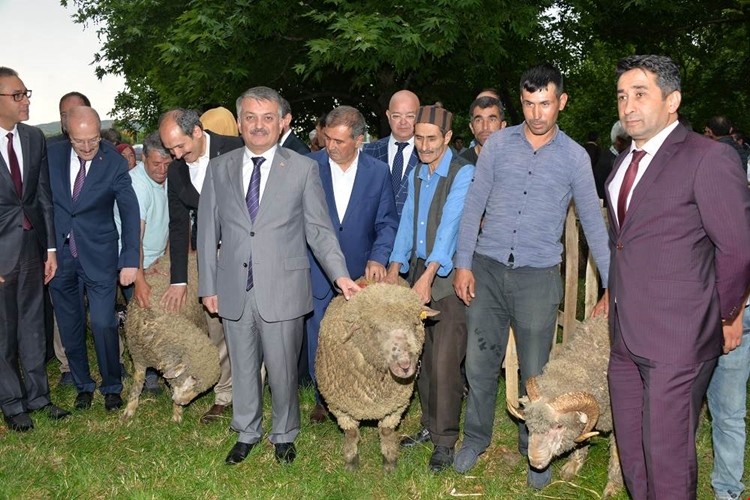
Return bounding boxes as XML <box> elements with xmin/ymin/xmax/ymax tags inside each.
<box><xmin>0</xmin><ymin>90</ymin><xmax>32</xmax><ymax>102</ymax></box>
<box><xmin>70</xmin><ymin>137</ymin><xmax>101</xmax><ymax>147</ymax></box>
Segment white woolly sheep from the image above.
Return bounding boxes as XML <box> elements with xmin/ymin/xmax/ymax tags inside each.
<box><xmin>508</xmin><ymin>315</ymin><xmax>623</xmax><ymax>498</ymax></box>
<box><xmin>121</xmin><ymin>253</ymin><xmax>220</xmax><ymax>423</ymax></box>
<box><xmin>316</xmin><ymin>281</ymin><xmax>437</xmax><ymax>471</ymax></box>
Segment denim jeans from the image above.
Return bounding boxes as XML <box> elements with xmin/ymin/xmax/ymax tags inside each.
<box><xmin>706</xmin><ymin>306</ymin><xmax>750</xmax><ymax>500</ymax></box>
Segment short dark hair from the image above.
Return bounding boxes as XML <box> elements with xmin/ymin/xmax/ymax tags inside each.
<box><xmin>279</xmin><ymin>97</ymin><xmax>292</xmax><ymax>118</ymax></box>
<box><xmin>616</xmin><ymin>55</ymin><xmax>681</xmax><ymax>97</ymax></box>
<box><xmin>325</xmin><ymin>106</ymin><xmax>366</xmax><ymax>139</ymax></box>
<box><xmin>706</xmin><ymin>116</ymin><xmax>733</xmax><ymax>137</ymax></box>
<box><xmin>159</xmin><ymin>108</ymin><xmax>203</xmax><ymax>136</ymax></box>
<box><xmin>469</xmin><ymin>96</ymin><xmax>504</xmax><ymax>120</ymax></box>
<box><xmin>520</xmin><ymin>63</ymin><xmax>564</xmax><ymax>97</ymax></box>
<box><xmin>59</xmin><ymin>91</ymin><xmax>91</xmax><ymax>108</ymax></box>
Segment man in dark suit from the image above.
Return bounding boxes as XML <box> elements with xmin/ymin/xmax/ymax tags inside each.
<box><xmin>605</xmin><ymin>54</ymin><xmax>750</xmax><ymax>500</ymax></box>
<box><xmin>46</xmin><ymin>92</ymin><xmax>91</xmax><ymax>147</ymax></box>
<box><xmin>279</xmin><ymin>97</ymin><xmax>311</xmax><ymax>155</ymax></box>
<box><xmin>198</xmin><ymin>86</ymin><xmax>360</xmax><ymax>465</ymax></box>
<box><xmin>305</xmin><ymin>105</ymin><xmax>399</xmax><ymax>423</ymax></box>
<box><xmin>0</xmin><ymin>67</ymin><xmax>70</xmax><ymax>431</ymax></box>
<box><xmin>362</xmin><ymin>90</ymin><xmax>420</xmax><ymax>217</ymax></box>
<box><xmin>159</xmin><ymin>108</ymin><xmax>244</xmax><ymax>424</ymax></box>
<box><xmin>48</xmin><ymin>106</ymin><xmax>140</xmax><ymax>412</ymax></box>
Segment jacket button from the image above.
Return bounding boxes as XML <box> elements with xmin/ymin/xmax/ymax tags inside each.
<box><xmin>339</xmin><ymin>227</ymin><xmax>343</xmax><ymax>231</ymax></box>
<box><xmin>243</xmin><ymin>263</ymin><xmax>248</xmax><ymax>268</ymax></box>
<box><xmin>250</xmin><ymin>231</ymin><xmax>255</xmax><ymax>236</ymax></box>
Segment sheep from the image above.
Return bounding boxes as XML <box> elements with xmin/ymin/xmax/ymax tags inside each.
<box><xmin>507</xmin><ymin>315</ymin><xmax>623</xmax><ymax>498</ymax></box>
<box><xmin>121</xmin><ymin>253</ymin><xmax>221</xmax><ymax>423</ymax></box>
<box><xmin>316</xmin><ymin>281</ymin><xmax>437</xmax><ymax>471</ymax></box>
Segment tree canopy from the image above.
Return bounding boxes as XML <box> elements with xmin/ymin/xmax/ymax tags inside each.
<box><xmin>63</xmin><ymin>0</ymin><xmax>750</xmax><ymax>143</ymax></box>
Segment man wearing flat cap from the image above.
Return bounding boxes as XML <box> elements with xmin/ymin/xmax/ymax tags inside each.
<box><xmin>385</xmin><ymin>104</ymin><xmax>474</xmax><ymax>472</ymax></box>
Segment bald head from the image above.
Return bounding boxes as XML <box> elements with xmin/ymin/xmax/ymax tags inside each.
<box><xmin>387</xmin><ymin>90</ymin><xmax>420</xmax><ymax>142</ymax></box>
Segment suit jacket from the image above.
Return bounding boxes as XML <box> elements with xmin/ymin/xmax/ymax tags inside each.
<box><xmin>362</xmin><ymin>136</ymin><xmax>419</xmax><ymax>216</ymax></box>
<box><xmin>47</xmin><ymin>140</ymin><xmax>140</xmax><ymax>282</ymax></box>
<box><xmin>167</xmin><ymin>130</ymin><xmax>243</xmax><ymax>284</ymax></box>
<box><xmin>0</xmin><ymin>124</ymin><xmax>54</xmax><ymax>275</ymax></box>
<box><xmin>307</xmin><ymin>150</ymin><xmax>398</xmax><ymax>299</ymax></box>
<box><xmin>197</xmin><ymin>146</ymin><xmax>349</xmax><ymax>322</ymax></box>
<box><xmin>282</xmin><ymin>131</ymin><xmax>311</xmax><ymax>155</ymax></box>
<box><xmin>605</xmin><ymin>124</ymin><xmax>750</xmax><ymax>364</ymax></box>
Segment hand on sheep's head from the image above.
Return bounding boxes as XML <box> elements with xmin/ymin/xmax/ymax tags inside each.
<box><xmin>336</xmin><ymin>277</ymin><xmax>361</xmax><ymax>300</ymax></box>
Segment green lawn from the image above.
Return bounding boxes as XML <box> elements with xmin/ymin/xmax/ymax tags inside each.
<box><xmin>0</xmin><ymin>354</ymin><xmax>744</xmax><ymax>499</ymax></box>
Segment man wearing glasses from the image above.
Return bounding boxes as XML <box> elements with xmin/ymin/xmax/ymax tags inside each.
<box><xmin>47</xmin><ymin>106</ymin><xmax>140</xmax><ymax>412</ymax></box>
<box><xmin>362</xmin><ymin>90</ymin><xmax>421</xmax><ymax>217</ymax></box>
<box><xmin>0</xmin><ymin>67</ymin><xmax>71</xmax><ymax>431</ymax></box>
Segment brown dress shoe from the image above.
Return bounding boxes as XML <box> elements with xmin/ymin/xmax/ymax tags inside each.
<box><xmin>309</xmin><ymin>403</ymin><xmax>328</xmax><ymax>424</ymax></box>
<box><xmin>200</xmin><ymin>404</ymin><xmax>230</xmax><ymax>424</ymax></box>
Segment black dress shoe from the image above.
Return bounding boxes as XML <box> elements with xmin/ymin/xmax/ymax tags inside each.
<box><xmin>75</xmin><ymin>392</ymin><xmax>94</xmax><ymax>410</ymax></box>
<box><xmin>274</xmin><ymin>442</ymin><xmax>296</xmax><ymax>464</ymax></box>
<box><xmin>104</xmin><ymin>393</ymin><xmax>123</xmax><ymax>411</ymax></box>
<box><xmin>4</xmin><ymin>412</ymin><xmax>34</xmax><ymax>432</ymax></box>
<box><xmin>34</xmin><ymin>404</ymin><xmax>71</xmax><ymax>420</ymax></box>
<box><xmin>428</xmin><ymin>445</ymin><xmax>455</xmax><ymax>472</ymax></box>
<box><xmin>225</xmin><ymin>442</ymin><xmax>256</xmax><ymax>465</ymax></box>
<box><xmin>400</xmin><ymin>427</ymin><xmax>431</xmax><ymax>448</ymax></box>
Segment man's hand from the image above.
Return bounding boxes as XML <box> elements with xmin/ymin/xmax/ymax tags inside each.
<box><xmin>160</xmin><ymin>284</ymin><xmax>187</xmax><ymax>313</ymax></box>
<box><xmin>365</xmin><ymin>261</ymin><xmax>387</xmax><ymax>282</ymax></box>
<box><xmin>203</xmin><ymin>295</ymin><xmax>219</xmax><ymax>315</ymax></box>
<box><xmin>412</xmin><ymin>275</ymin><xmax>432</xmax><ymax>305</ymax></box>
<box><xmin>44</xmin><ymin>251</ymin><xmax>57</xmax><ymax>285</ymax></box>
<box><xmin>591</xmin><ymin>289</ymin><xmax>609</xmax><ymax>318</ymax></box>
<box><xmin>133</xmin><ymin>271</ymin><xmax>152</xmax><ymax>309</ymax></box>
<box><xmin>383</xmin><ymin>262</ymin><xmax>401</xmax><ymax>285</ymax></box>
<box><xmin>453</xmin><ymin>268</ymin><xmax>475</xmax><ymax>306</ymax></box>
<box><xmin>722</xmin><ymin>312</ymin><xmax>744</xmax><ymax>354</ymax></box>
<box><xmin>0</xmin><ymin>275</ymin><xmax>4</xmax><ymax>283</ymax></box>
<box><xmin>119</xmin><ymin>267</ymin><xmax>137</xmax><ymax>286</ymax></box>
<box><xmin>335</xmin><ymin>277</ymin><xmax>361</xmax><ymax>300</ymax></box>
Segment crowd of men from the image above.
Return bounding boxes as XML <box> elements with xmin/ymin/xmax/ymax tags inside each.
<box><xmin>1</xmin><ymin>53</ymin><xmax>749</xmax><ymax>500</ymax></box>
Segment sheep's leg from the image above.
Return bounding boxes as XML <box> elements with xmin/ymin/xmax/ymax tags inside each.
<box><xmin>122</xmin><ymin>362</ymin><xmax>147</xmax><ymax>420</ymax></box>
<box><xmin>337</xmin><ymin>414</ymin><xmax>360</xmax><ymax>471</ymax></box>
<box><xmin>172</xmin><ymin>403</ymin><xmax>184</xmax><ymax>423</ymax></box>
<box><xmin>379</xmin><ymin>424</ymin><xmax>399</xmax><ymax>473</ymax></box>
<box><xmin>560</xmin><ymin>444</ymin><xmax>588</xmax><ymax>480</ymax></box>
<box><xmin>603</xmin><ymin>435</ymin><xmax>624</xmax><ymax>499</ymax></box>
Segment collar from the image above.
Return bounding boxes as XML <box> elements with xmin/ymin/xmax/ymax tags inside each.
<box><xmin>244</xmin><ymin>143</ymin><xmax>278</xmax><ymax>164</ymax></box>
<box><xmin>629</xmin><ymin>119</ymin><xmax>679</xmax><ymax>158</ymax></box>
<box><xmin>419</xmin><ymin>147</ymin><xmax>453</xmax><ymax>180</ymax></box>
<box><xmin>389</xmin><ymin>135</ymin><xmax>414</xmax><ymax>148</ymax></box>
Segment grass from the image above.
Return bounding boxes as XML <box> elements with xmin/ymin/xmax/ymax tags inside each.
<box><xmin>0</xmin><ymin>348</ymin><xmax>746</xmax><ymax>499</ymax></box>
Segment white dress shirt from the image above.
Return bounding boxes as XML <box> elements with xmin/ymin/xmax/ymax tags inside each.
<box><xmin>0</xmin><ymin>125</ymin><xmax>23</xmax><ymax>180</ymax></box>
<box><xmin>329</xmin><ymin>152</ymin><xmax>359</xmax><ymax>220</ymax></box>
<box><xmin>387</xmin><ymin>135</ymin><xmax>415</xmax><ymax>179</ymax></box>
<box><xmin>242</xmin><ymin>144</ymin><xmax>276</xmax><ymax>203</ymax></box>
<box><xmin>187</xmin><ymin>131</ymin><xmax>212</xmax><ymax>194</ymax></box>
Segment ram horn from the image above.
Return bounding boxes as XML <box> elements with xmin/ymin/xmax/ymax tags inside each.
<box><xmin>549</xmin><ymin>392</ymin><xmax>600</xmax><ymax>443</ymax></box>
<box><xmin>525</xmin><ymin>377</ymin><xmax>541</xmax><ymax>401</ymax></box>
<box><xmin>506</xmin><ymin>400</ymin><xmax>525</xmax><ymax>420</ymax></box>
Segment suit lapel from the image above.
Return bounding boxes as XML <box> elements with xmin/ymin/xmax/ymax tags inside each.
<box><xmin>76</xmin><ymin>149</ymin><xmax>107</xmax><ymax>204</ymax></box>
<box><xmin>342</xmin><ymin>155</ymin><xmax>371</xmax><ymax>225</ymax></box>
<box><xmin>318</xmin><ymin>154</ymin><xmax>339</xmax><ymax>225</ymax></box>
<box><xmin>19</xmin><ymin>125</ymin><xmax>31</xmax><ymax>196</ymax></box>
<box><xmin>228</xmin><ymin>150</ymin><xmax>250</xmax><ymax>225</ymax></box>
<box><xmin>255</xmin><ymin>148</ymin><xmax>288</xmax><ymax>224</ymax></box>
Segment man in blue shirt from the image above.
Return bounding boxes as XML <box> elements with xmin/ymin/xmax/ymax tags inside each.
<box><xmin>452</xmin><ymin>64</ymin><xmax>610</xmax><ymax>486</ymax></box>
<box><xmin>385</xmin><ymin>105</ymin><xmax>474</xmax><ymax>472</ymax></box>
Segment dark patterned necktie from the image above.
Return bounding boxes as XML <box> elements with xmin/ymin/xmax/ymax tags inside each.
<box><xmin>69</xmin><ymin>156</ymin><xmax>87</xmax><ymax>257</ymax></box>
<box><xmin>391</xmin><ymin>142</ymin><xmax>408</xmax><ymax>195</ymax></box>
<box><xmin>245</xmin><ymin>156</ymin><xmax>264</xmax><ymax>290</ymax></box>
<box><xmin>6</xmin><ymin>132</ymin><xmax>31</xmax><ymax>229</ymax></box>
<box><xmin>617</xmin><ymin>150</ymin><xmax>646</xmax><ymax>227</ymax></box>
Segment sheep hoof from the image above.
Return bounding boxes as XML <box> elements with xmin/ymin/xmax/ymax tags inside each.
<box><xmin>344</xmin><ymin>456</ymin><xmax>359</xmax><ymax>471</ymax></box>
<box><xmin>382</xmin><ymin>457</ymin><xmax>397</xmax><ymax>473</ymax></box>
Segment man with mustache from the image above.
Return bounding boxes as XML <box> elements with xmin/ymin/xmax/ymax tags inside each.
<box><xmin>385</xmin><ymin>105</ymin><xmax>474</xmax><ymax>472</ymax></box>
<box><xmin>460</xmin><ymin>96</ymin><xmax>507</xmax><ymax>165</ymax></box>
<box><xmin>453</xmin><ymin>64</ymin><xmax>610</xmax><ymax>487</ymax></box>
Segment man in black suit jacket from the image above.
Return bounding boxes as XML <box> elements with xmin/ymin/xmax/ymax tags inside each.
<box><xmin>279</xmin><ymin>97</ymin><xmax>311</xmax><ymax>155</ymax></box>
<box><xmin>0</xmin><ymin>67</ymin><xmax>69</xmax><ymax>431</ymax></box>
<box><xmin>159</xmin><ymin>108</ymin><xmax>244</xmax><ymax>423</ymax></box>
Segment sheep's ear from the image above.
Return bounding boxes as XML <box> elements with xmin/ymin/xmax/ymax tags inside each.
<box><xmin>419</xmin><ymin>306</ymin><xmax>440</xmax><ymax>320</ymax></box>
<box><xmin>163</xmin><ymin>363</ymin><xmax>186</xmax><ymax>379</ymax></box>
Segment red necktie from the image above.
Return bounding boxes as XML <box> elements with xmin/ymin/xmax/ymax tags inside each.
<box><xmin>617</xmin><ymin>150</ymin><xmax>646</xmax><ymax>227</ymax></box>
<box><xmin>6</xmin><ymin>132</ymin><xmax>31</xmax><ymax>230</ymax></box>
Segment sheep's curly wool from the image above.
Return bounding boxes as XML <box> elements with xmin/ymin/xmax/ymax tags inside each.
<box><xmin>122</xmin><ymin>253</ymin><xmax>220</xmax><ymax>421</ymax></box>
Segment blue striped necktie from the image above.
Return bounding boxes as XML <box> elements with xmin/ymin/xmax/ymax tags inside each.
<box><xmin>245</xmin><ymin>156</ymin><xmax>264</xmax><ymax>290</ymax></box>
<box><xmin>391</xmin><ymin>142</ymin><xmax>408</xmax><ymax>195</ymax></box>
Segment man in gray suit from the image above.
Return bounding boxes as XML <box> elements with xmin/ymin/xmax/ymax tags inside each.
<box><xmin>198</xmin><ymin>86</ymin><xmax>360</xmax><ymax>466</ymax></box>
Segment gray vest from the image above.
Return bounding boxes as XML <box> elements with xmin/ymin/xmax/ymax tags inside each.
<box><xmin>408</xmin><ymin>153</ymin><xmax>470</xmax><ymax>302</ymax></box>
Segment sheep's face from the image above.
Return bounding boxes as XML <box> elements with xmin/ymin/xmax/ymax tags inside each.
<box><xmin>381</xmin><ymin>326</ymin><xmax>423</xmax><ymax>379</ymax></box>
<box><xmin>524</xmin><ymin>401</ymin><xmax>588</xmax><ymax>469</ymax></box>
<box><xmin>170</xmin><ymin>375</ymin><xmax>200</xmax><ymax>405</ymax></box>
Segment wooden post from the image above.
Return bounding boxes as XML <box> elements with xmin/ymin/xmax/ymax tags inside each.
<box><xmin>562</xmin><ymin>203</ymin><xmax>579</xmax><ymax>344</ymax></box>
